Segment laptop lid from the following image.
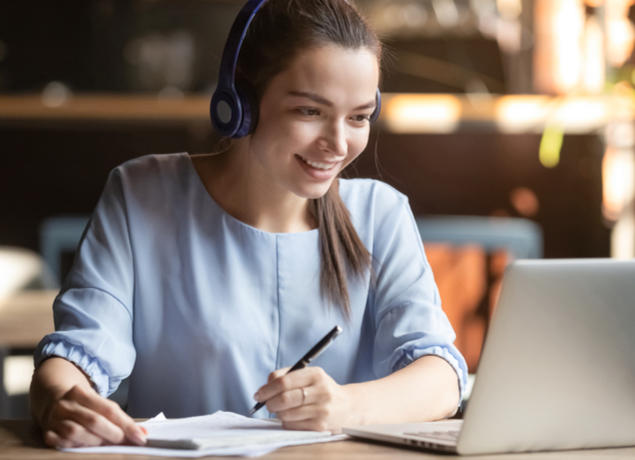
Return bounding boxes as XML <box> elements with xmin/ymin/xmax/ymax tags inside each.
<box><xmin>458</xmin><ymin>259</ymin><xmax>635</xmax><ymax>455</ymax></box>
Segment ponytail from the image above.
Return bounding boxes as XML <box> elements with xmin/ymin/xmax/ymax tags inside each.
<box><xmin>310</xmin><ymin>181</ymin><xmax>370</xmax><ymax>318</ymax></box>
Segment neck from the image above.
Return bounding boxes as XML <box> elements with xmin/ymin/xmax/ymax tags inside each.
<box><xmin>196</xmin><ymin>141</ymin><xmax>315</xmax><ymax>233</ymax></box>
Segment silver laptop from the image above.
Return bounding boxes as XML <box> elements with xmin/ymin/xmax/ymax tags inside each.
<box><xmin>344</xmin><ymin>259</ymin><xmax>635</xmax><ymax>455</ymax></box>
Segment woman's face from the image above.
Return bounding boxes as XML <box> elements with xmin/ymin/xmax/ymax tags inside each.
<box><xmin>248</xmin><ymin>44</ymin><xmax>380</xmax><ymax>200</ymax></box>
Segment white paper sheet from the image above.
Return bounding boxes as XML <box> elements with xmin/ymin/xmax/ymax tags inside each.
<box><xmin>62</xmin><ymin>411</ymin><xmax>347</xmax><ymax>457</ymax></box>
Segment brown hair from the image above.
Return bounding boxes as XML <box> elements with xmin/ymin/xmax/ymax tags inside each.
<box><xmin>236</xmin><ymin>0</ymin><xmax>381</xmax><ymax>317</ymax></box>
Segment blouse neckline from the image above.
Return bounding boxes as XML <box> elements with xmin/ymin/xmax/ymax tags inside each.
<box><xmin>181</xmin><ymin>152</ymin><xmax>319</xmax><ymax>238</ymax></box>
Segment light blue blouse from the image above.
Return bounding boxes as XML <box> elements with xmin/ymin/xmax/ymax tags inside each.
<box><xmin>35</xmin><ymin>153</ymin><xmax>467</xmax><ymax>418</ymax></box>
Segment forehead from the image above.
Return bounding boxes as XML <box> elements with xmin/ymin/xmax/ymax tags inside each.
<box><xmin>267</xmin><ymin>45</ymin><xmax>379</xmax><ymax>104</ymax></box>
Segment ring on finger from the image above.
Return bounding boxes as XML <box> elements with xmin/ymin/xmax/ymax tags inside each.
<box><xmin>301</xmin><ymin>387</ymin><xmax>307</xmax><ymax>404</ymax></box>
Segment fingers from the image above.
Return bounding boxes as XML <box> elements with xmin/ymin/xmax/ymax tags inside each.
<box><xmin>256</xmin><ymin>367</ymin><xmax>337</xmax><ymax>419</ymax></box>
<box><xmin>45</xmin><ymin>430</ymin><xmax>68</xmax><ymax>448</ymax></box>
<box><xmin>278</xmin><ymin>402</ymin><xmax>338</xmax><ymax>433</ymax></box>
<box><xmin>276</xmin><ymin>402</ymin><xmax>318</xmax><ymax>422</ymax></box>
<box><xmin>265</xmin><ymin>387</ymin><xmax>312</xmax><ymax>413</ymax></box>
<box><xmin>66</xmin><ymin>386</ymin><xmax>146</xmax><ymax>445</ymax></box>
<box><xmin>50</xmin><ymin>398</ymin><xmax>119</xmax><ymax>444</ymax></box>
<box><xmin>256</xmin><ymin>367</ymin><xmax>352</xmax><ymax>434</ymax></box>
<box><xmin>57</xmin><ymin>398</ymin><xmax>128</xmax><ymax>445</ymax></box>
<box><xmin>44</xmin><ymin>419</ymin><xmax>103</xmax><ymax>448</ymax></box>
<box><xmin>258</xmin><ymin>367</ymin><xmax>321</xmax><ymax>404</ymax></box>
<box><xmin>44</xmin><ymin>385</ymin><xmax>146</xmax><ymax>448</ymax></box>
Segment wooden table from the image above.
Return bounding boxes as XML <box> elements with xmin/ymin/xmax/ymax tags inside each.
<box><xmin>2</xmin><ymin>419</ymin><xmax>635</xmax><ymax>460</ymax></box>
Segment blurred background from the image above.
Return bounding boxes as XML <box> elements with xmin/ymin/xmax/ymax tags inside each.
<box><xmin>1</xmin><ymin>0</ymin><xmax>634</xmax><ymax>418</ymax></box>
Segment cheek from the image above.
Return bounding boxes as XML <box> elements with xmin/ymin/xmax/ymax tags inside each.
<box><xmin>339</xmin><ymin>135</ymin><xmax>369</xmax><ymax>172</ymax></box>
<box><xmin>257</xmin><ymin>116</ymin><xmax>319</xmax><ymax>149</ymax></box>
<box><xmin>347</xmin><ymin>130</ymin><xmax>371</xmax><ymax>160</ymax></box>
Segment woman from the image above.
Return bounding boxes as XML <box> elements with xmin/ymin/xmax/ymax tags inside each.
<box><xmin>30</xmin><ymin>0</ymin><xmax>467</xmax><ymax>448</ymax></box>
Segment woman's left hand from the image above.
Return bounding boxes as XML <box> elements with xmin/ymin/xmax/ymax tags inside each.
<box><xmin>253</xmin><ymin>366</ymin><xmax>355</xmax><ymax>433</ymax></box>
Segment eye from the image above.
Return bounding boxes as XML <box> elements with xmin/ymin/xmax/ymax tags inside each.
<box><xmin>350</xmin><ymin>113</ymin><xmax>371</xmax><ymax>124</ymax></box>
<box><xmin>296</xmin><ymin>107</ymin><xmax>321</xmax><ymax>117</ymax></box>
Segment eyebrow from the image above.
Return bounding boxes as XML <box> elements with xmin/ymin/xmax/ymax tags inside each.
<box><xmin>287</xmin><ymin>90</ymin><xmax>376</xmax><ymax>111</ymax></box>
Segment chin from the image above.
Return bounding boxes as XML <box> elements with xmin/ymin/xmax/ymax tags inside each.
<box><xmin>294</xmin><ymin>182</ymin><xmax>333</xmax><ymax>200</ymax></box>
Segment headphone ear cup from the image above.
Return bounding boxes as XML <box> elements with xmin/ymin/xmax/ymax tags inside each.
<box><xmin>233</xmin><ymin>80</ymin><xmax>259</xmax><ymax>137</ymax></box>
<box><xmin>370</xmin><ymin>88</ymin><xmax>381</xmax><ymax>123</ymax></box>
<box><xmin>210</xmin><ymin>88</ymin><xmax>243</xmax><ymax>138</ymax></box>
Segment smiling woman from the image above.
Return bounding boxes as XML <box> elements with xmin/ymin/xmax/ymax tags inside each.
<box><xmin>29</xmin><ymin>0</ymin><xmax>467</xmax><ymax>450</ymax></box>
<box><xmin>217</xmin><ymin>44</ymin><xmax>379</xmax><ymax>223</ymax></box>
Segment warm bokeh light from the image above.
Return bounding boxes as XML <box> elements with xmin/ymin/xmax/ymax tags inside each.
<box><xmin>603</xmin><ymin>148</ymin><xmax>631</xmax><ymax>220</ymax></box>
<box><xmin>496</xmin><ymin>0</ymin><xmax>522</xmax><ymax>19</ymax></box>
<box><xmin>552</xmin><ymin>97</ymin><xmax>610</xmax><ymax>130</ymax></box>
<box><xmin>382</xmin><ymin>94</ymin><xmax>631</xmax><ymax>135</ymax></box>
<box><xmin>534</xmin><ymin>0</ymin><xmax>635</xmax><ymax>94</ymax></box>
<box><xmin>582</xmin><ymin>15</ymin><xmax>605</xmax><ymax>93</ymax></box>
<box><xmin>602</xmin><ymin>118</ymin><xmax>635</xmax><ymax>258</ymax></box>
<box><xmin>605</xmin><ymin>0</ymin><xmax>635</xmax><ymax>67</ymax></box>
<box><xmin>382</xmin><ymin>94</ymin><xmax>461</xmax><ymax>133</ymax></box>
<box><xmin>510</xmin><ymin>187</ymin><xmax>540</xmax><ymax>217</ymax></box>
<box><xmin>534</xmin><ymin>0</ymin><xmax>585</xmax><ymax>94</ymax></box>
<box><xmin>495</xmin><ymin>96</ymin><xmax>551</xmax><ymax>132</ymax></box>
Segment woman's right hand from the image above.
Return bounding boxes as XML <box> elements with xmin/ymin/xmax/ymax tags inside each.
<box><xmin>30</xmin><ymin>357</ymin><xmax>146</xmax><ymax>448</ymax></box>
<box><xmin>42</xmin><ymin>384</ymin><xmax>147</xmax><ymax>448</ymax></box>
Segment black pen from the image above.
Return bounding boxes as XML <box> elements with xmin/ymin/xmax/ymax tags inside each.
<box><xmin>248</xmin><ymin>325</ymin><xmax>342</xmax><ymax>416</ymax></box>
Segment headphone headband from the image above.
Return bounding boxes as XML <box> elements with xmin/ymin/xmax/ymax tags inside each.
<box><xmin>210</xmin><ymin>0</ymin><xmax>381</xmax><ymax>138</ymax></box>
<box><xmin>210</xmin><ymin>0</ymin><xmax>266</xmax><ymax>138</ymax></box>
<box><xmin>216</xmin><ymin>0</ymin><xmax>265</xmax><ymax>91</ymax></box>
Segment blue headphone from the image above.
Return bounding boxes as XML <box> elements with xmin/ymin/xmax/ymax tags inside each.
<box><xmin>210</xmin><ymin>0</ymin><xmax>381</xmax><ymax>138</ymax></box>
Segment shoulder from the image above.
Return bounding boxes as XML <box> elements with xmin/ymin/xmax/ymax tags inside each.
<box><xmin>338</xmin><ymin>178</ymin><xmax>412</xmax><ymax>245</ymax></box>
<box><xmin>100</xmin><ymin>153</ymin><xmax>192</xmax><ymax>214</ymax></box>
<box><xmin>339</xmin><ymin>178</ymin><xmax>409</xmax><ymax>216</ymax></box>
<box><xmin>106</xmin><ymin>153</ymin><xmax>190</xmax><ymax>194</ymax></box>
<box><xmin>112</xmin><ymin>152</ymin><xmax>189</xmax><ymax>181</ymax></box>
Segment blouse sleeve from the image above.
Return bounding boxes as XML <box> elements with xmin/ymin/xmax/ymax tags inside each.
<box><xmin>369</xmin><ymin>188</ymin><xmax>468</xmax><ymax>398</ymax></box>
<box><xmin>34</xmin><ymin>167</ymin><xmax>136</xmax><ymax>397</ymax></box>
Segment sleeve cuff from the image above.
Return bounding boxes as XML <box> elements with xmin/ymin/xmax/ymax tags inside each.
<box><xmin>34</xmin><ymin>338</ymin><xmax>118</xmax><ymax>397</ymax></box>
<box><xmin>392</xmin><ymin>345</ymin><xmax>468</xmax><ymax>405</ymax></box>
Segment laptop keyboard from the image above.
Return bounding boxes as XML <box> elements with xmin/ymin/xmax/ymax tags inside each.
<box><xmin>404</xmin><ymin>429</ymin><xmax>460</xmax><ymax>443</ymax></box>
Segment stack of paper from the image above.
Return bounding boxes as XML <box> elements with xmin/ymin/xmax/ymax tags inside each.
<box><xmin>63</xmin><ymin>411</ymin><xmax>347</xmax><ymax>457</ymax></box>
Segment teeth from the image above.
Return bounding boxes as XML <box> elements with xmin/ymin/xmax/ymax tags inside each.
<box><xmin>301</xmin><ymin>157</ymin><xmax>334</xmax><ymax>170</ymax></box>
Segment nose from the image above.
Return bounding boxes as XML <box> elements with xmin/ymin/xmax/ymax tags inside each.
<box><xmin>318</xmin><ymin>119</ymin><xmax>347</xmax><ymax>158</ymax></box>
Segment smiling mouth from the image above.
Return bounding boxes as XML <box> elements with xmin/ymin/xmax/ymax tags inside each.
<box><xmin>296</xmin><ymin>155</ymin><xmax>338</xmax><ymax>171</ymax></box>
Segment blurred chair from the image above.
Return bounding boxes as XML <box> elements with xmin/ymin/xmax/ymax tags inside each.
<box><xmin>416</xmin><ymin>215</ymin><xmax>543</xmax><ymax>374</ymax></box>
<box><xmin>40</xmin><ymin>216</ymin><xmax>90</xmax><ymax>284</ymax></box>
<box><xmin>416</xmin><ymin>215</ymin><xmax>543</xmax><ymax>260</ymax></box>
